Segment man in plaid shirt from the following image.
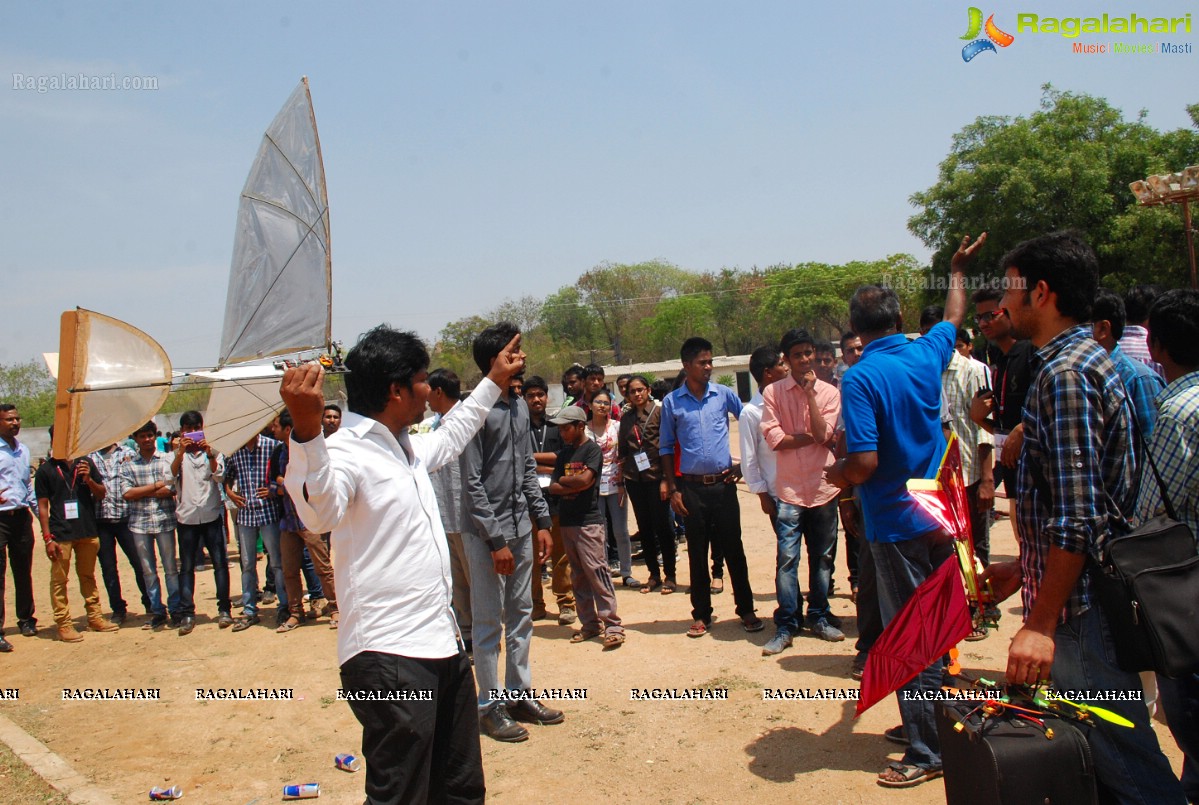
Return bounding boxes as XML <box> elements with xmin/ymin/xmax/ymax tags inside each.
<box><xmin>120</xmin><ymin>421</ymin><xmax>179</xmax><ymax>630</ymax></box>
<box><xmin>1134</xmin><ymin>288</ymin><xmax>1199</xmax><ymax>802</ymax></box>
<box><xmin>224</xmin><ymin>430</ymin><xmax>285</xmax><ymax>630</ymax></box>
<box><xmin>89</xmin><ymin>442</ymin><xmax>149</xmax><ymax>625</ymax></box>
<box><xmin>981</xmin><ymin>232</ymin><xmax>1184</xmax><ymax>804</ymax></box>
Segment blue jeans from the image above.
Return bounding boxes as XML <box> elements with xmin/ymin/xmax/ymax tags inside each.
<box><xmin>235</xmin><ymin>522</ymin><xmax>285</xmax><ymax>617</ymax></box>
<box><xmin>871</xmin><ymin>530</ymin><xmax>954</xmax><ymax>771</ymax></box>
<box><xmin>464</xmin><ymin>531</ymin><xmax>534</xmax><ymax>710</ymax></box>
<box><xmin>1052</xmin><ymin>607</ymin><xmax>1186</xmax><ymax>804</ymax></box>
<box><xmin>301</xmin><ymin>547</ymin><xmax>324</xmax><ymax>599</ymax></box>
<box><xmin>773</xmin><ymin>498</ymin><xmax>838</xmax><ymax>633</ymax></box>
<box><xmin>132</xmin><ymin>529</ymin><xmax>180</xmax><ymax>618</ymax></box>
<box><xmin>177</xmin><ymin>519</ymin><xmax>231</xmax><ymax>617</ymax></box>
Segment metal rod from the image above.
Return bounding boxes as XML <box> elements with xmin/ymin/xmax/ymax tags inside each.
<box><xmin>1184</xmin><ymin>197</ymin><xmax>1197</xmax><ymax>290</ymax></box>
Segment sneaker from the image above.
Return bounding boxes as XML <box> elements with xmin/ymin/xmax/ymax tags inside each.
<box><xmin>531</xmin><ymin>608</ymin><xmax>549</xmax><ymax>621</ymax></box>
<box><xmin>810</xmin><ymin>619</ymin><xmax>845</xmax><ymax>642</ymax></box>
<box><xmin>261</xmin><ymin>591</ymin><xmax>277</xmax><ymax>606</ymax></box>
<box><xmin>109</xmin><ymin>611</ymin><xmax>127</xmax><ymax>626</ymax></box>
<box><xmin>762</xmin><ymin>631</ymin><xmax>793</xmax><ymax>656</ymax></box>
<box><xmin>608</xmin><ymin>561</ymin><xmax>621</xmax><ymax>577</ymax></box>
<box><xmin>557</xmin><ymin>608</ymin><xmax>577</xmax><ymax>626</ymax></box>
<box><xmin>823</xmin><ymin>613</ymin><xmax>844</xmax><ymax>629</ymax></box>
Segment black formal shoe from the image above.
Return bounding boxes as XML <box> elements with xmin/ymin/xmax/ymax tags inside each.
<box><xmin>479</xmin><ymin>706</ymin><xmax>529</xmax><ymax>742</ymax></box>
<box><xmin>178</xmin><ymin>617</ymin><xmax>195</xmax><ymax>636</ymax></box>
<box><xmin>109</xmin><ymin>612</ymin><xmax>127</xmax><ymax>626</ymax></box>
<box><xmin>19</xmin><ymin>623</ymin><xmax>36</xmax><ymax>638</ymax></box>
<box><xmin>0</xmin><ymin>637</ymin><xmax>13</xmax><ymax>652</ymax></box>
<box><xmin>507</xmin><ymin>699</ymin><xmax>565</xmax><ymax>726</ymax></box>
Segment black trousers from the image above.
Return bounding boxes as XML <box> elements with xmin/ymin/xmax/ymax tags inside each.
<box><xmin>679</xmin><ymin>480</ymin><xmax>754</xmax><ymax>623</ymax></box>
<box><xmin>95</xmin><ymin>518</ymin><xmax>150</xmax><ymax>616</ymax></box>
<box><xmin>853</xmin><ymin>533</ymin><xmax>884</xmax><ymax>661</ymax></box>
<box><xmin>625</xmin><ymin>479</ymin><xmax>676</xmax><ymax>580</ymax></box>
<box><xmin>0</xmin><ymin>508</ymin><xmax>37</xmax><ymax>630</ymax></box>
<box><xmin>340</xmin><ymin>650</ymin><xmax>485</xmax><ymax>805</ymax></box>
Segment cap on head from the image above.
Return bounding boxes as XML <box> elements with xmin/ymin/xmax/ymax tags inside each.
<box><xmin>548</xmin><ymin>406</ymin><xmax>587</xmax><ymax>425</ymax></box>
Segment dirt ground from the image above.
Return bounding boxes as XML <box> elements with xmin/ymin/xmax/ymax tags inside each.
<box><xmin>0</xmin><ymin>426</ymin><xmax>1184</xmax><ymax>804</ymax></box>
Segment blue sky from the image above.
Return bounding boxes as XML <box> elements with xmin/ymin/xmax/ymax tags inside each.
<box><xmin>3</xmin><ymin>1</ymin><xmax>1195</xmax><ymax>368</ymax></box>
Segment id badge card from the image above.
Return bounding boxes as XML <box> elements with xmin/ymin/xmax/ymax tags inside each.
<box><xmin>634</xmin><ymin>452</ymin><xmax>651</xmax><ymax>472</ymax></box>
<box><xmin>599</xmin><ymin>477</ymin><xmax>615</xmax><ymax>495</ymax></box>
<box><xmin>63</xmin><ymin>500</ymin><xmax>79</xmax><ymax>520</ymax></box>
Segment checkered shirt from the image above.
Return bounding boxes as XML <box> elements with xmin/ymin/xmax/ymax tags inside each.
<box><xmin>1134</xmin><ymin>371</ymin><xmax>1199</xmax><ymax>538</ymax></box>
<box><xmin>1016</xmin><ymin>325</ymin><xmax>1138</xmax><ymax>622</ymax></box>
<box><xmin>89</xmin><ymin>445</ymin><xmax>134</xmax><ymax>520</ymax></box>
<box><xmin>225</xmin><ymin>435</ymin><xmax>283</xmax><ymax>527</ymax></box>
<box><xmin>120</xmin><ymin>451</ymin><xmax>177</xmax><ymax>534</ymax></box>
<box><xmin>941</xmin><ymin>352</ymin><xmax>994</xmax><ymax>485</ymax></box>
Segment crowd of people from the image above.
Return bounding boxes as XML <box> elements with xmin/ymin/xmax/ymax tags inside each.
<box><xmin>1</xmin><ymin>229</ymin><xmax>1197</xmax><ymax>803</ymax></box>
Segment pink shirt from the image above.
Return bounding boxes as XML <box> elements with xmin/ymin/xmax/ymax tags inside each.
<box><xmin>760</xmin><ymin>375</ymin><xmax>841</xmax><ymax>507</ymax></box>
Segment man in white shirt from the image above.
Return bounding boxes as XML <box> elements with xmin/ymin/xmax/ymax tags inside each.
<box><xmin>738</xmin><ymin>347</ymin><xmax>788</xmax><ymax>531</ymax></box>
<box><xmin>172</xmin><ymin>410</ymin><xmax>232</xmax><ymax>635</ymax></box>
<box><xmin>280</xmin><ymin>324</ymin><xmax>524</xmax><ymax>805</ymax></box>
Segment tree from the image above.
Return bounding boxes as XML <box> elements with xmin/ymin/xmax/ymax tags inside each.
<box><xmin>909</xmin><ymin>85</ymin><xmax>1199</xmax><ymax>290</ymax></box>
<box><xmin>755</xmin><ymin>255</ymin><xmax>927</xmax><ymax>341</ymax></box>
<box><xmin>539</xmin><ymin>286</ymin><xmax>602</xmax><ymax>348</ymax></box>
<box><xmin>575</xmin><ymin>260</ymin><xmax>697</xmax><ymax>362</ymax></box>
<box><xmin>645</xmin><ymin>295</ymin><xmax>716</xmax><ymax>359</ymax></box>
<box><xmin>0</xmin><ymin>360</ymin><xmax>56</xmax><ymax>426</ymax></box>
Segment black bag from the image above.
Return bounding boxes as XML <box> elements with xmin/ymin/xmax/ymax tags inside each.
<box><xmin>937</xmin><ymin>700</ymin><xmax>1097</xmax><ymax>805</ymax></box>
<box><xmin>1089</xmin><ymin>414</ymin><xmax>1199</xmax><ymax>678</ymax></box>
<box><xmin>1028</xmin><ymin>402</ymin><xmax>1199</xmax><ymax>678</ymax></box>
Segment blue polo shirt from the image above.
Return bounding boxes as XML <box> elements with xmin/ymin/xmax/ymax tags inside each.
<box><xmin>658</xmin><ymin>382</ymin><xmax>743</xmax><ymax>476</ymax></box>
<box><xmin>842</xmin><ymin>322</ymin><xmax>954</xmax><ymax>543</ymax></box>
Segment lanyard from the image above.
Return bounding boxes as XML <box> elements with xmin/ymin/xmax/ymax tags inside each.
<box><xmin>531</xmin><ymin>422</ymin><xmax>547</xmax><ymax>453</ymax></box>
<box><xmin>55</xmin><ymin>461</ymin><xmax>79</xmax><ymax>501</ymax></box>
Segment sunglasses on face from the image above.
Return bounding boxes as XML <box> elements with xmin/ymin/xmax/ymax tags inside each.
<box><xmin>975</xmin><ymin>309</ymin><xmax>1007</xmax><ymax>325</ymax></box>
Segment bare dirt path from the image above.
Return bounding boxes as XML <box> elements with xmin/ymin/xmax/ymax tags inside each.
<box><xmin>0</xmin><ymin>428</ymin><xmax>1183</xmax><ymax>803</ymax></box>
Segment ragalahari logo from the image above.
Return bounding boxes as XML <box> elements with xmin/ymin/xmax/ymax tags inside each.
<box><xmin>961</xmin><ymin>7</ymin><xmax>1015</xmax><ymax>61</ymax></box>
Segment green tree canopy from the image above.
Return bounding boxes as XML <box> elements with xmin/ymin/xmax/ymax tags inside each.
<box><xmin>909</xmin><ymin>85</ymin><xmax>1199</xmax><ymax>290</ymax></box>
<box><xmin>0</xmin><ymin>360</ymin><xmax>56</xmax><ymax>426</ymax></box>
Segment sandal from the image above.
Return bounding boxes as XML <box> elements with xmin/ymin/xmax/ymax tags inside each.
<box><xmin>622</xmin><ymin>576</ymin><xmax>644</xmax><ymax>590</ymax></box>
<box><xmin>329</xmin><ymin>611</ymin><xmax>340</xmax><ymax>630</ymax></box>
<box><xmin>687</xmin><ymin>620</ymin><xmax>708</xmax><ymax>638</ymax></box>
<box><xmin>602</xmin><ymin>633</ymin><xmax>626</xmax><ymax>650</ymax></box>
<box><xmin>276</xmin><ymin>616</ymin><xmax>301</xmax><ymax>633</ymax></box>
<box><xmin>711</xmin><ymin>577</ymin><xmax>724</xmax><ymax>594</ymax></box>
<box><xmin>640</xmin><ymin>577</ymin><xmax>662</xmax><ymax>594</ymax></box>
<box><xmin>876</xmin><ymin>762</ymin><xmax>942</xmax><ymax>788</ymax></box>
<box><xmin>741</xmin><ymin>615</ymin><xmax>765</xmax><ymax>633</ymax></box>
<box><xmin>660</xmin><ymin>578</ymin><xmax>676</xmax><ymax>595</ymax></box>
<box><xmin>570</xmin><ymin>629</ymin><xmax>601</xmax><ymax>643</ymax></box>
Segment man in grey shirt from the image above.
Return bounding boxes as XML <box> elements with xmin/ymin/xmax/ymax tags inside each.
<box><xmin>462</xmin><ymin>323</ymin><xmax>558</xmax><ymax>743</ymax></box>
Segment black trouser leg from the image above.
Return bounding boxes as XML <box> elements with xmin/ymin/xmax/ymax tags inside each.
<box><xmin>853</xmin><ymin>534</ymin><xmax>883</xmax><ymax>658</ymax></box>
<box><xmin>681</xmin><ymin>482</ymin><xmax>713</xmax><ymax>623</ymax></box>
<box><xmin>341</xmin><ymin>650</ymin><xmax>484</xmax><ymax>805</ymax></box>
<box><xmin>709</xmin><ymin>484</ymin><xmax>753</xmax><ymax>618</ymax></box>
<box><xmin>0</xmin><ymin>509</ymin><xmax>36</xmax><ymax>628</ymax></box>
